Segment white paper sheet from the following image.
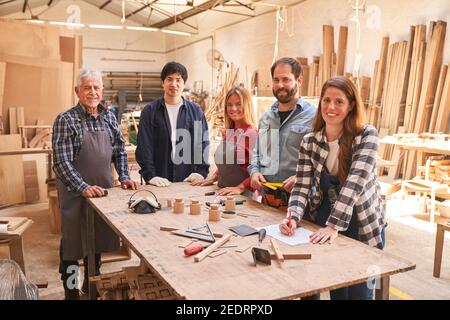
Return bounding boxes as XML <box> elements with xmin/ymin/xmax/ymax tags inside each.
<box><xmin>260</xmin><ymin>224</ymin><xmax>313</xmax><ymax>246</ymax></box>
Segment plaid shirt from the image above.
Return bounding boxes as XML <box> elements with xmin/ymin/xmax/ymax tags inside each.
<box><xmin>288</xmin><ymin>125</ymin><xmax>386</xmax><ymax>248</ymax></box>
<box><xmin>52</xmin><ymin>103</ymin><xmax>130</xmax><ymax>193</ymax></box>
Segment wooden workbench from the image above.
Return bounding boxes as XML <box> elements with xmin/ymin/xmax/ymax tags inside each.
<box><xmin>86</xmin><ymin>183</ymin><xmax>415</xmax><ymax>300</ymax></box>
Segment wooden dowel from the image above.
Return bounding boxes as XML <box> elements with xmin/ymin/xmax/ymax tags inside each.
<box><xmin>194</xmin><ymin>234</ymin><xmax>232</xmax><ymax>262</ymax></box>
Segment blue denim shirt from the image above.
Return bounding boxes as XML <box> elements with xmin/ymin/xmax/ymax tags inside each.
<box><xmin>248</xmin><ymin>97</ymin><xmax>317</xmax><ymax>182</ymax></box>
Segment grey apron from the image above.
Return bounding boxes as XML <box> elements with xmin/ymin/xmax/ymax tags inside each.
<box><xmin>215</xmin><ymin>131</ymin><xmax>249</xmax><ymax>188</ymax></box>
<box><xmin>57</xmin><ymin>114</ymin><xmax>120</xmax><ymax>261</ymax></box>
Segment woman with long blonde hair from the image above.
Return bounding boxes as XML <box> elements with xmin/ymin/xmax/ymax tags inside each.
<box><xmin>192</xmin><ymin>86</ymin><xmax>257</xmax><ymax>195</ymax></box>
<box><xmin>280</xmin><ymin>76</ymin><xmax>386</xmax><ymax>300</ymax></box>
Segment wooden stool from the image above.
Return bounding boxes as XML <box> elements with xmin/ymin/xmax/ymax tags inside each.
<box><xmin>433</xmin><ymin>222</ymin><xmax>450</xmax><ymax>278</ymax></box>
<box><xmin>48</xmin><ymin>190</ymin><xmax>61</xmax><ymax>234</ymax></box>
<box><xmin>0</xmin><ymin>218</ymin><xmax>34</xmax><ymax>274</ymax></box>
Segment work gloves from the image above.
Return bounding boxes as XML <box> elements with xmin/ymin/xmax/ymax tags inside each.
<box><xmin>183</xmin><ymin>173</ymin><xmax>204</xmax><ymax>182</ymax></box>
<box><xmin>148</xmin><ymin>177</ymin><xmax>171</xmax><ymax>187</ymax></box>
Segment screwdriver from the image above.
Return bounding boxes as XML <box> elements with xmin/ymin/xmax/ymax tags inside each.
<box><xmin>184</xmin><ymin>244</ymin><xmax>238</xmax><ymax>256</ymax></box>
<box><xmin>184</xmin><ymin>245</ymin><xmax>209</xmax><ymax>256</ymax></box>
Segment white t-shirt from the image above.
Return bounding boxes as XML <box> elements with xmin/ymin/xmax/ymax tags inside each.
<box><xmin>326</xmin><ymin>139</ymin><xmax>340</xmax><ymax>176</ymax></box>
<box><xmin>165</xmin><ymin>101</ymin><xmax>183</xmax><ymax>157</ymax></box>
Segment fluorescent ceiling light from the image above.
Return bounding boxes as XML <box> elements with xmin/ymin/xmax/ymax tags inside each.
<box><xmin>126</xmin><ymin>26</ymin><xmax>158</xmax><ymax>32</ymax></box>
<box><xmin>49</xmin><ymin>21</ymin><xmax>84</xmax><ymax>27</ymax></box>
<box><xmin>161</xmin><ymin>29</ymin><xmax>191</xmax><ymax>36</ymax></box>
<box><xmin>27</xmin><ymin>20</ymin><xmax>45</xmax><ymax>24</ymax></box>
<box><xmin>89</xmin><ymin>24</ymin><xmax>123</xmax><ymax>30</ymax></box>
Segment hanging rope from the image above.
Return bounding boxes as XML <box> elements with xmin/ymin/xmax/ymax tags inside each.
<box><xmin>121</xmin><ymin>0</ymin><xmax>126</xmax><ymax>23</ymax></box>
<box><xmin>272</xmin><ymin>6</ymin><xmax>281</xmax><ymax>64</ymax></box>
<box><xmin>349</xmin><ymin>0</ymin><xmax>365</xmax><ymax>90</ymax></box>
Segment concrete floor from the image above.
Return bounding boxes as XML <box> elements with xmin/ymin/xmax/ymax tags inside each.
<box><xmin>1</xmin><ymin>195</ymin><xmax>450</xmax><ymax>300</ymax></box>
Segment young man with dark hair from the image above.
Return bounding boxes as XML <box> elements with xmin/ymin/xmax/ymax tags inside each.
<box><xmin>136</xmin><ymin>62</ymin><xmax>209</xmax><ymax>186</ymax></box>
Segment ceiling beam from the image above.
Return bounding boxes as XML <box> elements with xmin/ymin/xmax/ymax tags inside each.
<box><xmin>0</xmin><ymin>0</ymin><xmax>16</xmax><ymax>6</ymax></box>
<box><xmin>22</xmin><ymin>0</ymin><xmax>28</xmax><ymax>13</ymax></box>
<box><xmin>126</xmin><ymin>0</ymin><xmax>159</xmax><ymax>19</ymax></box>
<box><xmin>99</xmin><ymin>0</ymin><xmax>112</xmax><ymax>10</ymax></box>
<box><xmin>210</xmin><ymin>8</ymin><xmax>253</xmax><ymax>17</ymax></box>
<box><xmin>151</xmin><ymin>0</ymin><xmax>231</xmax><ymax>29</ymax></box>
<box><xmin>149</xmin><ymin>4</ymin><xmax>198</xmax><ymax>31</ymax></box>
<box><xmin>233</xmin><ymin>1</ymin><xmax>253</xmax><ymax>12</ymax></box>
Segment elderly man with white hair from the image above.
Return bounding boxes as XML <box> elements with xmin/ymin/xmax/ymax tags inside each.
<box><xmin>52</xmin><ymin>68</ymin><xmax>138</xmax><ymax>299</ymax></box>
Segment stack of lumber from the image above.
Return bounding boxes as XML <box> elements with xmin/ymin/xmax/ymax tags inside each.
<box><xmin>417</xmin><ymin>158</ymin><xmax>450</xmax><ymax>187</ymax></box>
<box><xmin>91</xmin><ymin>262</ymin><xmax>178</xmax><ymax>300</ymax></box>
<box><xmin>304</xmin><ymin>25</ymin><xmax>349</xmax><ymax>97</ymax></box>
<box><xmin>366</xmin><ymin>21</ymin><xmax>448</xmax><ymax>179</ymax></box>
<box><xmin>204</xmin><ymin>63</ymin><xmax>239</xmax><ymax>134</ymax></box>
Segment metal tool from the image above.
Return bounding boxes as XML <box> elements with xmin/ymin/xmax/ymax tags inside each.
<box><xmin>171</xmin><ymin>222</ymin><xmax>216</xmax><ymax>242</ymax></box>
<box><xmin>258</xmin><ymin>228</ymin><xmax>266</xmax><ymax>243</ymax></box>
<box><xmin>251</xmin><ymin>247</ymin><xmax>271</xmax><ymax>266</ymax></box>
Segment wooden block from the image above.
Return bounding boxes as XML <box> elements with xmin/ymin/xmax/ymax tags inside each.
<box><xmin>270</xmin><ymin>237</ymin><xmax>284</xmax><ymax>262</ymax></box>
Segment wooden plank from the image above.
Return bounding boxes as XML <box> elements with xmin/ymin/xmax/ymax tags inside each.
<box><xmin>0</xmin><ymin>134</ymin><xmax>25</xmax><ymax>205</ymax></box>
<box><xmin>8</xmin><ymin>107</ymin><xmax>17</xmax><ymax>134</ymax></box>
<box><xmin>387</xmin><ymin>126</ymin><xmax>406</xmax><ymax>179</ymax></box>
<box><xmin>336</xmin><ymin>26</ymin><xmax>348</xmax><ymax>76</ymax></box>
<box><xmin>23</xmin><ymin>153</ymin><xmax>48</xmax><ymax>202</ymax></box>
<box><xmin>270</xmin><ymin>253</ymin><xmax>312</xmax><ymax>260</ymax></box>
<box><xmin>301</xmin><ymin>65</ymin><xmax>310</xmax><ymax>97</ymax></box>
<box><xmin>435</xmin><ymin>69</ymin><xmax>450</xmax><ymax>133</ymax></box>
<box><xmin>59</xmin><ymin>36</ymin><xmax>75</xmax><ymax>63</ymax></box>
<box><xmin>16</xmin><ymin>106</ymin><xmax>26</xmax><ymax>147</ymax></box>
<box><xmin>372</xmin><ymin>37</ymin><xmax>390</xmax><ymax>129</ymax></box>
<box><xmin>414</xmin><ymin>21</ymin><xmax>446</xmax><ymax>133</ymax></box>
<box><xmin>368</xmin><ymin>60</ymin><xmax>379</xmax><ymax>125</ymax></box>
<box><xmin>360</xmin><ymin>76</ymin><xmax>371</xmax><ymax>104</ymax></box>
<box><xmin>322</xmin><ymin>25</ymin><xmax>334</xmax><ymax>83</ymax></box>
<box><xmin>23</xmin><ymin>160</ymin><xmax>39</xmax><ymax>203</ymax></box>
<box><xmin>34</xmin><ymin>119</ymin><xmax>44</xmax><ymax>136</ymax></box>
<box><xmin>270</xmin><ymin>237</ymin><xmax>284</xmax><ymax>262</ymax></box>
<box><xmin>0</xmin><ymin>62</ymin><xmax>5</xmax><ymax>119</ymax></box>
<box><xmin>429</xmin><ymin>65</ymin><xmax>447</xmax><ymax>132</ymax></box>
<box><xmin>377</xmin><ymin>128</ymin><xmax>390</xmax><ymax>176</ymax></box>
<box><xmin>2</xmin><ymin>62</ymin><xmax>73</xmax><ymax>138</ymax></box>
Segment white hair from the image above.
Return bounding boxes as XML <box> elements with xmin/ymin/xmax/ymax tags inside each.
<box><xmin>76</xmin><ymin>68</ymin><xmax>103</xmax><ymax>86</ymax></box>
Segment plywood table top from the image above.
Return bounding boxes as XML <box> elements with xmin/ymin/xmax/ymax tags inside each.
<box><xmin>88</xmin><ymin>183</ymin><xmax>415</xmax><ymax>300</ymax></box>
